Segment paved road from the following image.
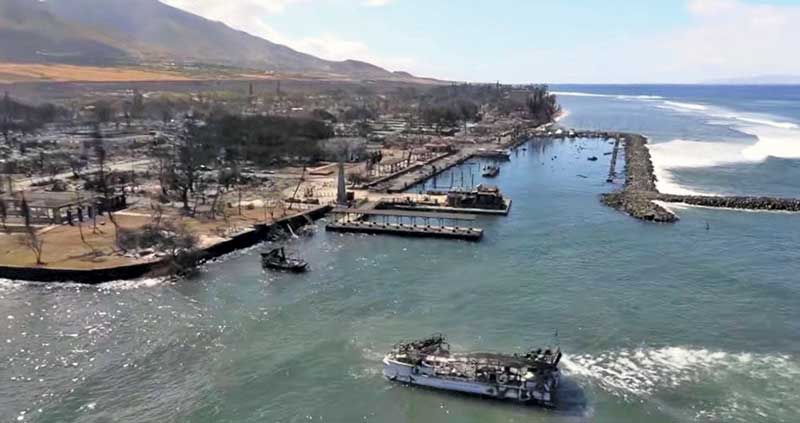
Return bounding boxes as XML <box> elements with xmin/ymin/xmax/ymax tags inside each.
<box><xmin>14</xmin><ymin>159</ymin><xmax>154</xmax><ymax>189</ymax></box>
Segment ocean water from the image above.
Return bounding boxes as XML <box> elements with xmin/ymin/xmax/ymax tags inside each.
<box><xmin>553</xmin><ymin>85</ymin><xmax>800</xmax><ymax>197</ymax></box>
<box><xmin>1</xmin><ymin>86</ymin><xmax>800</xmax><ymax>423</ymax></box>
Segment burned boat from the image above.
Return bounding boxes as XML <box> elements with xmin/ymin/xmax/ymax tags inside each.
<box><xmin>482</xmin><ymin>164</ymin><xmax>500</xmax><ymax>178</ymax></box>
<box><xmin>383</xmin><ymin>335</ymin><xmax>561</xmax><ymax>407</ymax></box>
<box><xmin>446</xmin><ymin>184</ymin><xmax>507</xmax><ymax>210</ymax></box>
<box><xmin>261</xmin><ymin>247</ymin><xmax>308</xmax><ymax>272</ymax></box>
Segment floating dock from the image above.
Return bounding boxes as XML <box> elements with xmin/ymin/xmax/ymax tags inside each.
<box><xmin>326</xmin><ymin>208</ymin><xmax>483</xmax><ymax>241</ymax></box>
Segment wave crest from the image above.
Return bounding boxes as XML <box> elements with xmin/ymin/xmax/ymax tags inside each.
<box><xmin>563</xmin><ymin>346</ymin><xmax>799</xmax><ymax>416</ymax></box>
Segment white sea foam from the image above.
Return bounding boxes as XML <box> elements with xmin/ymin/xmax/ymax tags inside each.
<box><xmin>0</xmin><ymin>277</ymin><xmax>167</xmax><ymax>291</ymax></box>
<box><xmin>552</xmin><ymin>91</ymin><xmax>611</xmax><ymax>98</ymax></box>
<box><xmin>563</xmin><ymin>346</ymin><xmax>798</xmax><ymax>398</ymax></box>
<box><xmin>96</xmin><ymin>277</ymin><xmax>168</xmax><ymax>290</ymax></box>
<box><xmin>646</xmin><ymin>139</ymin><xmax>761</xmax><ymax>195</ymax></box>
<box><xmin>659</xmin><ymin>101</ymin><xmax>709</xmax><ymax>112</ymax></box>
<box><xmin>732</xmin><ymin>115</ymin><xmax>799</xmax><ymax>130</ymax></box>
<box><xmin>622</xmin><ymin>95</ymin><xmax>665</xmax><ymax>100</ymax></box>
<box><xmin>553</xmin><ymin>91</ymin><xmax>664</xmax><ymax>101</ymax></box>
<box><xmin>553</xmin><ymin>91</ymin><xmax>767</xmax><ymax>197</ymax></box>
<box><xmin>645</xmin><ymin>98</ymin><xmax>800</xmax><ymax>195</ymax></box>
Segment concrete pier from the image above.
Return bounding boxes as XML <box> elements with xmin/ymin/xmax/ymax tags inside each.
<box><xmin>370</xmin><ymin>150</ymin><xmax>477</xmax><ymax>194</ymax></box>
<box><xmin>607</xmin><ymin>137</ymin><xmax>621</xmax><ymax>183</ymax></box>
<box><xmin>326</xmin><ymin>208</ymin><xmax>483</xmax><ymax>241</ymax></box>
<box><xmin>326</xmin><ymin>221</ymin><xmax>483</xmax><ymax>241</ymax></box>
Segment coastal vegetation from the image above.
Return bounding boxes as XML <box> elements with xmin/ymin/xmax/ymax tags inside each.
<box><xmin>417</xmin><ymin>84</ymin><xmax>560</xmax><ymax>128</ymax></box>
<box><xmin>191</xmin><ymin>114</ymin><xmax>334</xmax><ymax>166</ymax></box>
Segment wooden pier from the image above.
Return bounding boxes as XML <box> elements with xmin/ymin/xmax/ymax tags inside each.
<box><xmin>326</xmin><ymin>208</ymin><xmax>483</xmax><ymax>241</ymax></box>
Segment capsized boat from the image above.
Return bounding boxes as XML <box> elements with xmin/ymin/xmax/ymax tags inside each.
<box><xmin>383</xmin><ymin>335</ymin><xmax>561</xmax><ymax>407</ymax></box>
<box><xmin>261</xmin><ymin>247</ymin><xmax>308</xmax><ymax>272</ymax></box>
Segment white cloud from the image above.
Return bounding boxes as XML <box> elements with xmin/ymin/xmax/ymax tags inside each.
<box><xmin>161</xmin><ymin>0</ymin><xmax>291</xmax><ymax>42</ymax></box>
<box><xmin>657</xmin><ymin>0</ymin><xmax>800</xmax><ymax>81</ymax></box>
<box><xmin>289</xmin><ymin>34</ymin><xmax>415</xmax><ymax>69</ymax></box>
<box><xmin>163</xmin><ymin>0</ymin><xmax>307</xmax><ymax>16</ymax></box>
<box><xmin>164</xmin><ymin>0</ymin><xmax>800</xmax><ymax>82</ymax></box>
<box><xmin>161</xmin><ymin>0</ymin><xmax>413</xmax><ymax>72</ymax></box>
<box><xmin>362</xmin><ymin>0</ymin><xmax>393</xmax><ymax>6</ymax></box>
<box><xmin>520</xmin><ymin>0</ymin><xmax>800</xmax><ymax>83</ymax></box>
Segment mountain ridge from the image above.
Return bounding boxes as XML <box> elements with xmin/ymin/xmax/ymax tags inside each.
<box><xmin>0</xmin><ymin>0</ymin><xmax>426</xmax><ymax>81</ymax></box>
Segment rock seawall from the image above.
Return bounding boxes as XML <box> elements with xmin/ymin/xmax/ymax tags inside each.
<box><xmin>658</xmin><ymin>194</ymin><xmax>800</xmax><ymax>212</ymax></box>
<box><xmin>0</xmin><ymin>205</ymin><xmax>332</xmax><ymax>284</ymax></box>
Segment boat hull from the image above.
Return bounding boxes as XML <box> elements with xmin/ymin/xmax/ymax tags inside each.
<box><xmin>383</xmin><ymin>356</ymin><xmax>557</xmax><ymax>407</ymax></box>
<box><xmin>261</xmin><ymin>259</ymin><xmax>308</xmax><ymax>273</ymax></box>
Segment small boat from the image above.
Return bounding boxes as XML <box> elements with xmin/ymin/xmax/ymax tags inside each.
<box><xmin>261</xmin><ymin>248</ymin><xmax>308</xmax><ymax>272</ymax></box>
<box><xmin>383</xmin><ymin>335</ymin><xmax>562</xmax><ymax>407</ymax></box>
<box><xmin>482</xmin><ymin>164</ymin><xmax>500</xmax><ymax>178</ymax></box>
<box><xmin>587</xmin><ymin>156</ymin><xmax>598</xmax><ymax>161</ymax></box>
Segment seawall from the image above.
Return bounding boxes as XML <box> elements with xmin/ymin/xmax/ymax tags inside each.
<box><xmin>0</xmin><ymin>205</ymin><xmax>332</xmax><ymax>284</ymax></box>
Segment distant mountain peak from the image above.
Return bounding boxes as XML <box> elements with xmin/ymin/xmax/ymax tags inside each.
<box><xmin>0</xmin><ymin>0</ymin><xmax>423</xmax><ymax>81</ymax></box>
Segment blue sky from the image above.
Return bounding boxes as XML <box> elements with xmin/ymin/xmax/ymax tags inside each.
<box><xmin>162</xmin><ymin>0</ymin><xmax>800</xmax><ymax>83</ymax></box>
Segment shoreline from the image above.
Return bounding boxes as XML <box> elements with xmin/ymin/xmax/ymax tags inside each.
<box><xmin>534</xmin><ymin>128</ymin><xmax>800</xmax><ymax>222</ymax></box>
<box><xmin>4</xmin><ymin>118</ymin><xmax>797</xmax><ymax>284</ymax></box>
<box><xmin>0</xmin><ymin>205</ymin><xmax>331</xmax><ymax>284</ymax></box>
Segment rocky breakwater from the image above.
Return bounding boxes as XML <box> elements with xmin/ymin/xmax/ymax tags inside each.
<box><xmin>599</xmin><ymin>133</ymin><xmax>679</xmax><ymax>223</ymax></box>
<box><xmin>539</xmin><ymin>127</ymin><xmax>800</xmax><ymax>222</ymax></box>
<box><xmin>657</xmin><ymin>194</ymin><xmax>800</xmax><ymax>212</ymax></box>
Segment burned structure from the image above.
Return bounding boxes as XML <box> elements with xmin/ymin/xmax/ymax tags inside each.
<box><xmin>0</xmin><ymin>191</ymin><xmax>127</xmax><ymax>226</ymax></box>
<box><xmin>383</xmin><ymin>335</ymin><xmax>562</xmax><ymax>407</ymax></box>
<box><xmin>446</xmin><ymin>184</ymin><xmax>507</xmax><ymax>210</ymax></box>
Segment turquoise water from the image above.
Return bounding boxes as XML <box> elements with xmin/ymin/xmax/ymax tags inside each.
<box><xmin>2</xmin><ymin>87</ymin><xmax>800</xmax><ymax>422</ymax></box>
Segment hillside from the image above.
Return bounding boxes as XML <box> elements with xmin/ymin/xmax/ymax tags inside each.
<box><xmin>0</xmin><ymin>0</ymin><xmax>136</xmax><ymax>65</ymax></box>
<box><xmin>0</xmin><ymin>0</ymin><xmax>423</xmax><ymax>81</ymax></box>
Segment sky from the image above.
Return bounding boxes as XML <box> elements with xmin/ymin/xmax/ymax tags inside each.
<box><xmin>160</xmin><ymin>0</ymin><xmax>800</xmax><ymax>83</ymax></box>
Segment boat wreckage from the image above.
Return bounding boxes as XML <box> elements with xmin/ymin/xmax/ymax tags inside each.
<box><xmin>383</xmin><ymin>335</ymin><xmax>562</xmax><ymax>407</ymax></box>
<box><xmin>482</xmin><ymin>164</ymin><xmax>500</xmax><ymax>178</ymax></box>
<box><xmin>261</xmin><ymin>247</ymin><xmax>308</xmax><ymax>272</ymax></box>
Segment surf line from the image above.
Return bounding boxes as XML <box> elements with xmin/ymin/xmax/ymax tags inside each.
<box><xmin>530</xmin><ymin>127</ymin><xmax>800</xmax><ymax>223</ymax></box>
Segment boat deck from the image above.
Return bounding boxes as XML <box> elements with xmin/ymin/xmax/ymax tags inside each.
<box><xmin>326</xmin><ymin>221</ymin><xmax>483</xmax><ymax>241</ymax></box>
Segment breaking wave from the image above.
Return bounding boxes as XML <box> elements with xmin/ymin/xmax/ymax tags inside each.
<box><xmin>553</xmin><ymin>91</ymin><xmax>610</xmax><ymax>98</ymax></box>
<box><xmin>0</xmin><ymin>277</ymin><xmax>168</xmax><ymax>292</ymax></box>
<box><xmin>554</xmin><ymin>90</ymin><xmax>800</xmax><ymax>195</ymax></box>
<box><xmin>659</xmin><ymin>100</ymin><xmax>709</xmax><ymax>112</ymax></box>
<box><xmin>553</xmin><ymin>91</ymin><xmax>664</xmax><ymax>101</ymax></box>
<box><xmin>563</xmin><ymin>346</ymin><xmax>800</xmax><ymax>420</ymax></box>
<box><xmin>646</xmin><ymin>139</ymin><xmax>760</xmax><ymax>195</ymax></box>
<box><xmin>648</xmin><ymin>101</ymin><xmax>800</xmax><ymax>195</ymax></box>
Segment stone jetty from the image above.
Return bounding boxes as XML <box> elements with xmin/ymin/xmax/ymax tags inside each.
<box><xmin>598</xmin><ymin>133</ymin><xmax>678</xmax><ymax>222</ymax></box>
<box><xmin>536</xmin><ymin>127</ymin><xmax>800</xmax><ymax>222</ymax></box>
<box><xmin>657</xmin><ymin>194</ymin><xmax>800</xmax><ymax>212</ymax></box>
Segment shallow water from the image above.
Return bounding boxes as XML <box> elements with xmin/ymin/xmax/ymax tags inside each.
<box><xmin>2</xmin><ymin>87</ymin><xmax>800</xmax><ymax>422</ymax></box>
